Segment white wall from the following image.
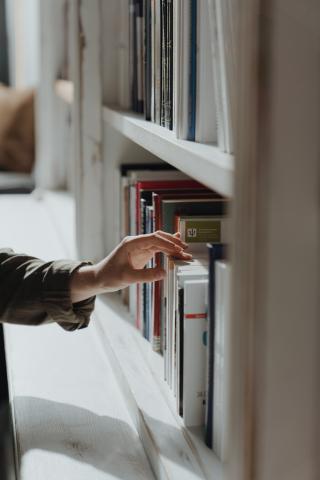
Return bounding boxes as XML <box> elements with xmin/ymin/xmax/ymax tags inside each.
<box><xmin>5</xmin><ymin>0</ymin><xmax>40</xmax><ymax>87</ymax></box>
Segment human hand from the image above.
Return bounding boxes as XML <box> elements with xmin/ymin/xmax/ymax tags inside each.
<box><xmin>70</xmin><ymin>231</ymin><xmax>192</xmax><ymax>302</ymax></box>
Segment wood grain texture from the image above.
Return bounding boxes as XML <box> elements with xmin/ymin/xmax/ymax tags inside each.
<box><xmin>78</xmin><ymin>0</ymin><xmax>105</xmax><ymax>262</ymax></box>
<box><xmin>0</xmin><ymin>194</ymin><xmax>155</xmax><ymax>480</ymax></box>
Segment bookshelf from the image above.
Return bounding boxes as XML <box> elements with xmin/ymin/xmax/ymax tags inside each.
<box><xmin>103</xmin><ymin>106</ymin><xmax>234</xmax><ymax>197</ymax></box>
<box><xmin>36</xmin><ymin>1</ymin><xmax>320</xmax><ymax>480</ymax></box>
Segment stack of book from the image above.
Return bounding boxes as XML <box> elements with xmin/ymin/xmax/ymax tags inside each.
<box><xmin>118</xmin><ymin>0</ymin><xmax>236</xmax><ymax>151</ymax></box>
<box><xmin>120</xmin><ymin>164</ymin><xmax>231</xmax><ymax>455</ymax></box>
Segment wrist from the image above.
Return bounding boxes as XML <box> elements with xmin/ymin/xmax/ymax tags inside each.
<box><xmin>70</xmin><ymin>264</ymin><xmax>101</xmax><ymax>303</ymax></box>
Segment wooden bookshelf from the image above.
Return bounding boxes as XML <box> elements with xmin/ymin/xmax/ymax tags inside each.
<box><xmin>54</xmin><ymin>79</ymin><xmax>74</xmax><ymax>104</ymax></box>
<box><xmin>33</xmin><ymin>1</ymin><xmax>320</xmax><ymax>480</ymax></box>
<box><xmin>103</xmin><ymin>106</ymin><xmax>234</xmax><ymax>197</ymax></box>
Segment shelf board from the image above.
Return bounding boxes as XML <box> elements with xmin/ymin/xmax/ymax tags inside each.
<box><xmin>103</xmin><ymin>106</ymin><xmax>234</xmax><ymax>197</ymax></box>
<box><xmin>95</xmin><ymin>294</ymin><xmax>224</xmax><ymax>480</ymax></box>
<box><xmin>54</xmin><ymin>79</ymin><xmax>74</xmax><ymax>105</ymax></box>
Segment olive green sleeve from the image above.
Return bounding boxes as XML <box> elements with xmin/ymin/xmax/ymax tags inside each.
<box><xmin>0</xmin><ymin>248</ymin><xmax>95</xmax><ymax>331</ymax></box>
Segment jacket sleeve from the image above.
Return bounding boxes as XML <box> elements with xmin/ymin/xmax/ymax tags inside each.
<box><xmin>0</xmin><ymin>248</ymin><xmax>96</xmax><ymax>331</ymax></box>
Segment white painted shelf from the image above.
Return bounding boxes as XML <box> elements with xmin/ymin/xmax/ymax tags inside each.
<box><xmin>95</xmin><ymin>294</ymin><xmax>224</xmax><ymax>480</ymax></box>
<box><xmin>54</xmin><ymin>79</ymin><xmax>74</xmax><ymax>105</ymax></box>
<box><xmin>103</xmin><ymin>106</ymin><xmax>234</xmax><ymax>197</ymax></box>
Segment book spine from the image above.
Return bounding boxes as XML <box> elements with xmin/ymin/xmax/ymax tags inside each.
<box><xmin>205</xmin><ymin>243</ymin><xmax>225</xmax><ymax>448</ymax></box>
<box><xmin>152</xmin><ymin>192</ymin><xmax>162</xmax><ymax>352</ymax></box>
<box><xmin>212</xmin><ymin>261</ymin><xmax>231</xmax><ymax>460</ymax></box>
<box><xmin>154</xmin><ymin>0</ymin><xmax>162</xmax><ymax>124</ymax></box>
<box><xmin>136</xmin><ymin>0</ymin><xmax>144</xmax><ymax>113</ymax></box>
<box><xmin>183</xmin><ymin>279</ymin><xmax>208</xmax><ymax>426</ymax></box>
<box><xmin>177</xmin><ymin>287</ymin><xmax>184</xmax><ymax>416</ymax></box>
<box><xmin>160</xmin><ymin>0</ymin><xmax>167</xmax><ymax>126</ymax></box>
<box><xmin>195</xmin><ymin>0</ymin><xmax>217</xmax><ymax>142</ymax></box>
<box><xmin>129</xmin><ymin>0</ymin><xmax>136</xmax><ymax>110</ymax></box>
<box><xmin>144</xmin><ymin>0</ymin><xmax>152</xmax><ymax>120</ymax></box>
<box><xmin>187</xmin><ymin>0</ymin><xmax>197</xmax><ymax>140</ymax></box>
<box><xmin>141</xmin><ymin>198</ymin><xmax>148</xmax><ymax>338</ymax></box>
<box><xmin>118</xmin><ymin>0</ymin><xmax>131</xmax><ymax>108</ymax></box>
<box><xmin>175</xmin><ymin>0</ymin><xmax>190</xmax><ymax>140</ymax></box>
<box><xmin>207</xmin><ymin>0</ymin><xmax>226</xmax><ymax>150</ymax></box>
<box><xmin>167</xmin><ymin>0</ymin><xmax>173</xmax><ymax>130</ymax></box>
<box><xmin>151</xmin><ymin>0</ymin><xmax>155</xmax><ymax>121</ymax></box>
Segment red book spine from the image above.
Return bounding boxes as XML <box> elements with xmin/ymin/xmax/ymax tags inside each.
<box><xmin>152</xmin><ymin>193</ymin><xmax>162</xmax><ymax>352</ymax></box>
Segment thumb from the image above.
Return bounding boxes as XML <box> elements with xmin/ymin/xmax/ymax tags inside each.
<box><xmin>129</xmin><ymin>266</ymin><xmax>166</xmax><ymax>283</ymax></box>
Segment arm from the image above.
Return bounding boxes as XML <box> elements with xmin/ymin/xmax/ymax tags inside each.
<box><xmin>0</xmin><ymin>248</ymin><xmax>95</xmax><ymax>331</ymax></box>
<box><xmin>0</xmin><ymin>231</ymin><xmax>191</xmax><ymax>330</ymax></box>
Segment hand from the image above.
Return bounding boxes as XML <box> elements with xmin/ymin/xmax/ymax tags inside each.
<box><xmin>70</xmin><ymin>231</ymin><xmax>192</xmax><ymax>302</ymax></box>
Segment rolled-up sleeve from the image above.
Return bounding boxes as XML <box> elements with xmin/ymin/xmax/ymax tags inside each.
<box><xmin>0</xmin><ymin>248</ymin><xmax>95</xmax><ymax>331</ymax></box>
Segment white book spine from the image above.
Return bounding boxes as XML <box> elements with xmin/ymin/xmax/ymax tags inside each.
<box><xmin>213</xmin><ymin>261</ymin><xmax>231</xmax><ymax>460</ymax></box>
<box><xmin>207</xmin><ymin>0</ymin><xmax>226</xmax><ymax>151</ymax></box>
<box><xmin>195</xmin><ymin>0</ymin><xmax>217</xmax><ymax>143</ymax></box>
<box><xmin>215</xmin><ymin>0</ymin><xmax>236</xmax><ymax>153</ymax></box>
<box><xmin>183</xmin><ymin>279</ymin><xmax>208</xmax><ymax>426</ymax></box>
<box><xmin>118</xmin><ymin>0</ymin><xmax>131</xmax><ymax>109</ymax></box>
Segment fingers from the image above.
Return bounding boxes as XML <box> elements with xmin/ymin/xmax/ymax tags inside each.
<box><xmin>156</xmin><ymin>230</ymin><xmax>188</xmax><ymax>248</ymax></box>
<box><xmin>129</xmin><ymin>266</ymin><xmax>167</xmax><ymax>283</ymax></box>
<box><xmin>147</xmin><ymin>245</ymin><xmax>192</xmax><ymax>261</ymax></box>
<box><xmin>128</xmin><ymin>231</ymin><xmax>188</xmax><ymax>256</ymax></box>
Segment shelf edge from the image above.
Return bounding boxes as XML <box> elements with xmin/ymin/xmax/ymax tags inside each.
<box><xmin>103</xmin><ymin>106</ymin><xmax>234</xmax><ymax>197</ymax></box>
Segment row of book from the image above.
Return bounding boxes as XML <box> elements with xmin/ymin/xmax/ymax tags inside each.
<box><xmin>120</xmin><ymin>164</ymin><xmax>231</xmax><ymax>456</ymax></box>
<box><xmin>118</xmin><ymin>0</ymin><xmax>236</xmax><ymax>152</ymax></box>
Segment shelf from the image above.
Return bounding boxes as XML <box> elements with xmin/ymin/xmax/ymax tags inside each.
<box><xmin>95</xmin><ymin>294</ymin><xmax>224</xmax><ymax>480</ymax></box>
<box><xmin>54</xmin><ymin>79</ymin><xmax>74</xmax><ymax>105</ymax></box>
<box><xmin>103</xmin><ymin>106</ymin><xmax>234</xmax><ymax>197</ymax></box>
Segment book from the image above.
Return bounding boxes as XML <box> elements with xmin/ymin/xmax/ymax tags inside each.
<box><xmin>125</xmin><ymin>0</ymin><xmax>233</xmax><ymax>145</ymax></box>
<box><xmin>144</xmin><ymin>0</ymin><xmax>152</xmax><ymax>120</ymax></box>
<box><xmin>154</xmin><ymin>0</ymin><xmax>162</xmax><ymax>124</ymax></box>
<box><xmin>120</xmin><ymin>165</ymin><xmax>184</xmax><ymax>319</ymax></box>
<box><xmin>181</xmin><ymin>277</ymin><xmax>208</xmax><ymax>426</ymax></box>
<box><xmin>205</xmin><ymin>243</ymin><xmax>225</xmax><ymax>449</ymax></box>
<box><xmin>153</xmin><ymin>193</ymin><xmax>224</xmax><ymax>352</ymax></box>
<box><xmin>207</xmin><ymin>0</ymin><xmax>237</xmax><ymax>153</ymax></box>
<box><xmin>165</xmin><ymin>258</ymin><xmax>208</xmax><ymax>391</ymax></box>
<box><xmin>135</xmin><ymin>179</ymin><xmax>203</xmax><ymax>335</ymax></box>
<box><xmin>188</xmin><ymin>0</ymin><xmax>197</xmax><ymax>141</ymax></box>
<box><xmin>207</xmin><ymin>0</ymin><xmax>226</xmax><ymax>150</ymax></box>
<box><xmin>174</xmin><ymin>0</ymin><xmax>191</xmax><ymax>139</ymax></box>
<box><xmin>212</xmin><ymin>260</ymin><xmax>231</xmax><ymax>459</ymax></box>
<box><xmin>195</xmin><ymin>0</ymin><xmax>217</xmax><ymax>143</ymax></box>
<box><xmin>119</xmin><ymin>0</ymin><xmax>131</xmax><ymax>109</ymax></box>
<box><xmin>175</xmin><ymin>215</ymin><xmax>229</xmax><ymax>253</ymax></box>
<box><xmin>136</xmin><ymin>0</ymin><xmax>144</xmax><ymax>113</ymax></box>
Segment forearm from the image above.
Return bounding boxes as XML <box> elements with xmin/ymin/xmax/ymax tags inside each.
<box><xmin>0</xmin><ymin>249</ymin><xmax>95</xmax><ymax>330</ymax></box>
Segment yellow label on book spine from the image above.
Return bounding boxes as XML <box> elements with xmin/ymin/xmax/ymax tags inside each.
<box><xmin>185</xmin><ymin>220</ymin><xmax>221</xmax><ymax>243</ymax></box>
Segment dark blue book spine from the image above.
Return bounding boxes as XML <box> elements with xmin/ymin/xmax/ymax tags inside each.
<box><xmin>187</xmin><ymin>0</ymin><xmax>197</xmax><ymax>140</ymax></box>
<box><xmin>205</xmin><ymin>243</ymin><xmax>225</xmax><ymax>448</ymax></box>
